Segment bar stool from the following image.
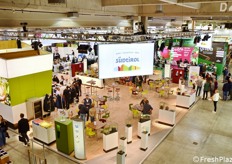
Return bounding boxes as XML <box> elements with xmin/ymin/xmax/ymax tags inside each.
<box><xmin>92</xmin><ymin>86</ymin><xmax>98</xmax><ymax>95</ymax></box>
<box><xmin>107</xmin><ymin>88</ymin><xmax>113</xmax><ymax>101</ymax></box>
<box><xmin>85</xmin><ymin>85</ymin><xmax>91</xmax><ymax>95</ymax></box>
<box><xmin>115</xmin><ymin>88</ymin><xmax>120</xmax><ymax>101</ymax></box>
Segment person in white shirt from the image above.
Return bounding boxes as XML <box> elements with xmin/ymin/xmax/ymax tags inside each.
<box><xmin>211</xmin><ymin>89</ymin><xmax>221</xmax><ymax>113</ymax></box>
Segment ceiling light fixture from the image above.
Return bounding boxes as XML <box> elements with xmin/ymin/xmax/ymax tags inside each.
<box><xmin>155</xmin><ymin>5</ymin><xmax>163</xmax><ymax>14</ymax></box>
<box><xmin>67</xmin><ymin>12</ymin><xmax>79</xmax><ymax>18</ymax></box>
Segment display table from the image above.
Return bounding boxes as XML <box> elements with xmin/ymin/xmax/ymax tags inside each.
<box><xmin>75</xmin><ymin>75</ymin><xmax>104</xmax><ymax>88</ymax></box>
<box><xmin>103</xmin><ymin>131</ymin><xmax>118</xmax><ymax>153</ymax></box>
<box><xmin>137</xmin><ymin>119</ymin><xmax>151</xmax><ymax>138</ymax></box>
<box><xmin>32</xmin><ymin>119</ymin><xmax>56</xmax><ymax>145</ymax></box>
<box><xmin>158</xmin><ymin>109</ymin><xmax>176</xmax><ymax>125</ymax></box>
<box><xmin>176</xmin><ymin>92</ymin><xmax>196</xmax><ymax>109</ymax></box>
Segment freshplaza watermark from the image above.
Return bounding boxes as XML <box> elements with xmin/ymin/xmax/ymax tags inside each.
<box><xmin>193</xmin><ymin>156</ymin><xmax>232</xmax><ymax>163</ymax></box>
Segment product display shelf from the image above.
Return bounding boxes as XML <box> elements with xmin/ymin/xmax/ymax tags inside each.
<box><xmin>176</xmin><ymin>91</ymin><xmax>196</xmax><ymax>109</ymax></box>
<box><xmin>103</xmin><ymin>131</ymin><xmax>118</xmax><ymax>153</ymax></box>
<box><xmin>137</xmin><ymin>117</ymin><xmax>151</xmax><ymax>138</ymax></box>
<box><xmin>158</xmin><ymin>109</ymin><xmax>176</xmax><ymax>126</ymax></box>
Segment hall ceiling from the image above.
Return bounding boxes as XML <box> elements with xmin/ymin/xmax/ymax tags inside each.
<box><xmin>0</xmin><ymin>0</ymin><xmax>231</xmax><ymax>30</ymax></box>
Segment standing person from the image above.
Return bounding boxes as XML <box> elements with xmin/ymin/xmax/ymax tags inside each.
<box><xmin>222</xmin><ymin>67</ymin><xmax>228</xmax><ymax>83</ymax></box>
<box><xmin>78</xmin><ymin>104</ymin><xmax>87</xmax><ymax>124</ymax></box>
<box><xmin>210</xmin><ymin>80</ymin><xmax>215</xmax><ymax>97</ymax></box>
<box><xmin>222</xmin><ymin>81</ymin><xmax>230</xmax><ymax>101</ymax></box>
<box><xmin>0</xmin><ymin>115</ymin><xmax>7</xmax><ymax>148</ymax></box>
<box><xmin>211</xmin><ymin>89</ymin><xmax>221</xmax><ymax>113</ymax></box>
<box><xmin>142</xmin><ymin>100</ymin><xmax>153</xmax><ymax>115</ymax></box>
<box><xmin>63</xmin><ymin>86</ymin><xmax>71</xmax><ymax>109</ymax></box>
<box><xmin>73</xmin><ymin>81</ymin><xmax>80</xmax><ymax>103</ymax></box>
<box><xmin>214</xmin><ymin>78</ymin><xmax>218</xmax><ymax>91</ymax></box>
<box><xmin>70</xmin><ymin>84</ymin><xmax>77</xmax><ymax>104</ymax></box>
<box><xmin>76</xmin><ymin>77</ymin><xmax>82</xmax><ymax>96</ymax></box>
<box><xmin>229</xmin><ymin>79</ymin><xmax>232</xmax><ymax>100</ymax></box>
<box><xmin>43</xmin><ymin>94</ymin><xmax>51</xmax><ymax>112</ymax></box>
<box><xmin>83</xmin><ymin>94</ymin><xmax>92</xmax><ymax>121</ymax></box>
<box><xmin>89</xmin><ymin>103</ymin><xmax>96</xmax><ymax>123</ymax></box>
<box><xmin>203</xmin><ymin>80</ymin><xmax>210</xmax><ymax>100</ymax></box>
<box><xmin>18</xmin><ymin>113</ymin><xmax>30</xmax><ymax>146</ymax></box>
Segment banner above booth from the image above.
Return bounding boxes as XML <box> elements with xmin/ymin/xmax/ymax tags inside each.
<box><xmin>98</xmin><ymin>43</ymin><xmax>154</xmax><ymax>79</ymax></box>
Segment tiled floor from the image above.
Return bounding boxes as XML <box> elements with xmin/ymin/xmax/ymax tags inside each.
<box><xmin>4</xmin><ymin>64</ymin><xmax>232</xmax><ymax>164</ymax></box>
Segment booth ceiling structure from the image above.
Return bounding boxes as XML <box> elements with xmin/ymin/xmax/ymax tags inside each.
<box><xmin>0</xmin><ymin>0</ymin><xmax>231</xmax><ymax>33</ymax></box>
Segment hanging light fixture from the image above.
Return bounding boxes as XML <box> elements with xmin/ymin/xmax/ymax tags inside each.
<box><xmin>155</xmin><ymin>5</ymin><xmax>163</xmax><ymax>13</ymax></box>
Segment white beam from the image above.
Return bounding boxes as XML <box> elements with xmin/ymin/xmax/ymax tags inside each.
<box><xmin>160</xmin><ymin>0</ymin><xmax>201</xmax><ymax>9</ymax></box>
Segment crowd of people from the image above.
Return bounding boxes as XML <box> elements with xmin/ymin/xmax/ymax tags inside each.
<box><xmin>52</xmin><ymin>75</ymin><xmax>82</xmax><ymax>110</ymax></box>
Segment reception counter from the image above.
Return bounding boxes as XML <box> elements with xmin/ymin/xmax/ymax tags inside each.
<box><xmin>75</xmin><ymin>75</ymin><xmax>104</xmax><ymax>88</ymax></box>
<box><xmin>176</xmin><ymin>91</ymin><xmax>196</xmax><ymax>109</ymax></box>
<box><xmin>32</xmin><ymin>119</ymin><xmax>56</xmax><ymax>145</ymax></box>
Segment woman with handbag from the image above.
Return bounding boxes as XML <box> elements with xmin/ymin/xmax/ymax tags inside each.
<box><xmin>0</xmin><ymin>115</ymin><xmax>8</xmax><ymax>148</ymax></box>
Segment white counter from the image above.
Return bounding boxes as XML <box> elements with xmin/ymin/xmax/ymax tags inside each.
<box><xmin>75</xmin><ymin>75</ymin><xmax>104</xmax><ymax>88</ymax></box>
<box><xmin>176</xmin><ymin>92</ymin><xmax>196</xmax><ymax>109</ymax></box>
<box><xmin>32</xmin><ymin>122</ymin><xmax>56</xmax><ymax>145</ymax></box>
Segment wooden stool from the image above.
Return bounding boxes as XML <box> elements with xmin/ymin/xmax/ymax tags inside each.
<box><xmin>85</xmin><ymin>86</ymin><xmax>91</xmax><ymax>95</ymax></box>
<box><xmin>115</xmin><ymin>88</ymin><xmax>120</xmax><ymax>101</ymax></box>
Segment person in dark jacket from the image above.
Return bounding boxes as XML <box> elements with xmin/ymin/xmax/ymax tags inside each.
<box><xmin>222</xmin><ymin>67</ymin><xmax>228</xmax><ymax>83</ymax></box>
<box><xmin>203</xmin><ymin>81</ymin><xmax>211</xmax><ymax>100</ymax></box>
<box><xmin>78</xmin><ymin>104</ymin><xmax>87</xmax><ymax>124</ymax></box>
<box><xmin>83</xmin><ymin>94</ymin><xmax>92</xmax><ymax>121</ymax></box>
<box><xmin>0</xmin><ymin>115</ymin><xmax>8</xmax><ymax>148</ymax></box>
<box><xmin>222</xmin><ymin>81</ymin><xmax>230</xmax><ymax>100</ymax></box>
<box><xmin>18</xmin><ymin>113</ymin><xmax>30</xmax><ymax>146</ymax></box>
<box><xmin>76</xmin><ymin>77</ymin><xmax>82</xmax><ymax>96</ymax></box>
<box><xmin>142</xmin><ymin>100</ymin><xmax>153</xmax><ymax>115</ymax></box>
<box><xmin>52</xmin><ymin>75</ymin><xmax>59</xmax><ymax>84</ymax></box>
<box><xmin>43</xmin><ymin>94</ymin><xmax>50</xmax><ymax>112</ymax></box>
<box><xmin>63</xmin><ymin>86</ymin><xmax>71</xmax><ymax>109</ymax></box>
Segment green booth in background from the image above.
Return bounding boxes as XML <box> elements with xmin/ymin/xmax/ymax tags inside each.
<box><xmin>55</xmin><ymin>117</ymin><xmax>74</xmax><ymax>155</ymax></box>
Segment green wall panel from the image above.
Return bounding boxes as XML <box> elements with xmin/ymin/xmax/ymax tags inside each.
<box><xmin>8</xmin><ymin>70</ymin><xmax>52</xmax><ymax>106</ymax></box>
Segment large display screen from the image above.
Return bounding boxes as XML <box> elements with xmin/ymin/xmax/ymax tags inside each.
<box><xmin>98</xmin><ymin>43</ymin><xmax>154</xmax><ymax>79</ymax></box>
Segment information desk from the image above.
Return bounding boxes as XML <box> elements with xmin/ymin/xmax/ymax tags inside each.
<box><xmin>32</xmin><ymin>119</ymin><xmax>56</xmax><ymax>145</ymax></box>
<box><xmin>75</xmin><ymin>75</ymin><xmax>104</xmax><ymax>88</ymax></box>
<box><xmin>176</xmin><ymin>91</ymin><xmax>196</xmax><ymax>109</ymax></box>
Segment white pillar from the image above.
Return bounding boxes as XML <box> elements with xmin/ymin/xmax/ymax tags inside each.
<box><xmin>140</xmin><ymin>131</ymin><xmax>148</xmax><ymax>151</ymax></box>
<box><xmin>125</xmin><ymin>125</ymin><xmax>132</xmax><ymax>144</ymax></box>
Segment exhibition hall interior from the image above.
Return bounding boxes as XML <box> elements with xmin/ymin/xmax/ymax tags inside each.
<box><xmin>0</xmin><ymin>0</ymin><xmax>232</xmax><ymax>164</ymax></box>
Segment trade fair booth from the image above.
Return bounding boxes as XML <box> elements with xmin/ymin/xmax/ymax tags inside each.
<box><xmin>0</xmin><ymin>37</ymin><xmax>230</xmax><ymax>163</ymax></box>
<box><xmin>0</xmin><ymin>47</ymin><xmax>53</xmax><ymax>127</ymax></box>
